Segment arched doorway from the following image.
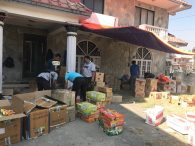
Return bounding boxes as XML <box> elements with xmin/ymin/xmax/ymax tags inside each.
<box><xmin>135</xmin><ymin>47</ymin><xmax>152</xmax><ymax>77</ymax></box>
<box><xmin>76</xmin><ymin>40</ymin><xmax>101</xmax><ymax>73</ymax></box>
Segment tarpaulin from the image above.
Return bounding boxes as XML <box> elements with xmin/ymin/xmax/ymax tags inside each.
<box><xmin>80</xmin><ymin>26</ymin><xmax>195</xmax><ymax>55</ymax></box>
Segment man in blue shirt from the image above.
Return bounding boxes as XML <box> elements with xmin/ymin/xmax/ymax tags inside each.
<box><xmin>65</xmin><ymin>72</ymin><xmax>87</xmax><ymax>101</ymax></box>
<box><xmin>130</xmin><ymin>61</ymin><xmax>140</xmax><ymax>96</ymax></box>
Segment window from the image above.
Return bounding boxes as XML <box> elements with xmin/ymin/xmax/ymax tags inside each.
<box><xmin>135</xmin><ymin>48</ymin><xmax>152</xmax><ymax>77</ymax></box>
<box><xmin>135</xmin><ymin>7</ymin><xmax>154</xmax><ymax>27</ymax></box>
<box><xmin>76</xmin><ymin>41</ymin><xmax>101</xmax><ymax>73</ymax></box>
<box><xmin>80</xmin><ymin>0</ymin><xmax>104</xmax><ymax>14</ymax></box>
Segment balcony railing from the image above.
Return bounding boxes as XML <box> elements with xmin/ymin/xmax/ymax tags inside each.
<box><xmin>139</xmin><ymin>24</ymin><xmax>168</xmax><ymax>41</ymax></box>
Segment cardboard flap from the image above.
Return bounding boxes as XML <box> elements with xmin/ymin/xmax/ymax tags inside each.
<box><xmin>24</xmin><ymin>101</ymin><xmax>36</xmax><ymax>114</ymax></box>
<box><xmin>35</xmin><ymin>97</ymin><xmax>57</xmax><ymax>108</ymax></box>
<box><xmin>0</xmin><ymin>113</ymin><xmax>25</xmax><ymax>122</ymax></box>
<box><xmin>0</xmin><ymin>100</ymin><xmax>11</xmax><ymax>107</ymax></box>
<box><xmin>35</xmin><ymin>90</ymin><xmax>51</xmax><ymax>97</ymax></box>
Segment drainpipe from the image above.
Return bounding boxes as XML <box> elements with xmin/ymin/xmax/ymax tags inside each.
<box><xmin>0</xmin><ymin>12</ymin><xmax>6</xmax><ymax>98</ymax></box>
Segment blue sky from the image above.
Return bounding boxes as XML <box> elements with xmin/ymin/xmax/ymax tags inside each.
<box><xmin>169</xmin><ymin>0</ymin><xmax>195</xmax><ymax>51</ymax></box>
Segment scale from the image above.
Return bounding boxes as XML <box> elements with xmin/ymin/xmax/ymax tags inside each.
<box><xmin>52</xmin><ymin>61</ymin><xmax>60</xmax><ymax>71</ymax></box>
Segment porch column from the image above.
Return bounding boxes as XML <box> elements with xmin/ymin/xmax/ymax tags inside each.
<box><xmin>0</xmin><ymin>12</ymin><xmax>6</xmax><ymax>95</ymax></box>
<box><xmin>65</xmin><ymin>25</ymin><xmax>78</xmax><ymax>87</ymax></box>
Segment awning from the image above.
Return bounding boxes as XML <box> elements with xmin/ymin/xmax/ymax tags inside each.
<box><xmin>80</xmin><ymin>26</ymin><xmax>195</xmax><ymax>55</ymax></box>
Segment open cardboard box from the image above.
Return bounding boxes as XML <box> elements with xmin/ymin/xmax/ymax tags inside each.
<box><xmin>12</xmin><ymin>90</ymin><xmax>67</xmax><ymax>139</ymax></box>
<box><xmin>0</xmin><ymin>100</ymin><xmax>25</xmax><ymax>146</ymax></box>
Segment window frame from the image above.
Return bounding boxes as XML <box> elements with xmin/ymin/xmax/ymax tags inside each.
<box><xmin>81</xmin><ymin>0</ymin><xmax>104</xmax><ymax>14</ymax></box>
<box><xmin>135</xmin><ymin>6</ymin><xmax>155</xmax><ymax>26</ymax></box>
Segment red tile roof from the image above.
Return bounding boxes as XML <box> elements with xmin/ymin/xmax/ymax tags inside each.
<box><xmin>14</xmin><ymin>0</ymin><xmax>92</xmax><ymax>16</ymax></box>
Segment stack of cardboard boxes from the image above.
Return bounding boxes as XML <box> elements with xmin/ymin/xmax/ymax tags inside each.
<box><xmin>135</xmin><ymin>79</ymin><xmax>146</xmax><ymax>98</ymax></box>
<box><xmin>3</xmin><ymin>89</ymin><xmax>76</xmax><ymax>144</ymax></box>
<box><xmin>95</xmin><ymin>72</ymin><xmax>105</xmax><ymax>87</ymax></box>
<box><xmin>77</xmin><ymin>102</ymin><xmax>99</xmax><ymax>123</ymax></box>
<box><xmin>97</xmin><ymin>87</ymin><xmax>113</xmax><ymax>104</ymax></box>
<box><xmin>51</xmin><ymin>89</ymin><xmax>76</xmax><ymax>123</ymax></box>
<box><xmin>145</xmin><ymin>79</ymin><xmax>158</xmax><ymax>97</ymax></box>
<box><xmin>12</xmin><ymin>90</ymin><xmax>70</xmax><ymax>140</ymax></box>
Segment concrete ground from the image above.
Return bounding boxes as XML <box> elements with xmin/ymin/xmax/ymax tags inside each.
<box><xmin>14</xmin><ymin>93</ymin><xmax>188</xmax><ymax>146</ymax></box>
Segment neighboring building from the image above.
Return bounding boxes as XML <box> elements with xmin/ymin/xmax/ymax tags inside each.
<box><xmin>0</xmin><ymin>0</ymin><xmax>192</xmax><ymax>92</ymax></box>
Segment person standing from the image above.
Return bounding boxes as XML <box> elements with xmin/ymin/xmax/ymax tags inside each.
<box><xmin>129</xmin><ymin>61</ymin><xmax>140</xmax><ymax>96</ymax></box>
<box><xmin>37</xmin><ymin>71</ymin><xmax>58</xmax><ymax>91</ymax></box>
<box><xmin>47</xmin><ymin>53</ymin><xmax>61</xmax><ymax>71</ymax></box>
<box><xmin>82</xmin><ymin>56</ymin><xmax>96</xmax><ymax>90</ymax></box>
<box><xmin>65</xmin><ymin>72</ymin><xmax>87</xmax><ymax>101</ymax></box>
<box><xmin>169</xmin><ymin>66</ymin><xmax>174</xmax><ymax>79</ymax></box>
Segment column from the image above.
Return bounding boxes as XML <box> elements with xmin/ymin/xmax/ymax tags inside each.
<box><xmin>0</xmin><ymin>12</ymin><xmax>6</xmax><ymax>96</ymax></box>
<box><xmin>65</xmin><ymin>25</ymin><xmax>78</xmax><ymax>87</ymax></box>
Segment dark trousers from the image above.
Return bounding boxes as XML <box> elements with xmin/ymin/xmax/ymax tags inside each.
<box><xmin>36</xmin><ymin>77</ymin><xmax>51</xmax><ymax>91</ymax></box>
<box><xmin>85</xmin><ymin>77</ymin><xmax>93</xmax><ymax>91</ymax></box>
<box><xmin>169</xmin><ymin>73</ymin><xmax>173</xmax><ymax>79</ymax></box>
<box><xmin>129</xmin><ymin>76</ymin><xmax>137</xmax><ymax>96</ymax></box>
<box><xmin>72</xmin><ymin>77</ymin><xmax>87</xmax><ymax>101</ymax></box>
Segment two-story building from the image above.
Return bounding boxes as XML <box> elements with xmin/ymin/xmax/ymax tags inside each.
<box><xmin>0</xmin><ymin>0</ymin><xmax>192</xmax><ymax>93</ymax></box>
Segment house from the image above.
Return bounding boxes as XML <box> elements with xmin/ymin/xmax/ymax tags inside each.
<box><xmin>0</xmin><ymin>0</ymin><xmax>192</xmax><ymax>93</ymax></box>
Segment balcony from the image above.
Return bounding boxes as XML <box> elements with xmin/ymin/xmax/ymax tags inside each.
<box><xmin>139</xmin><ymin>24</ymin><xmax>168</xmax><ymax>41</ymax></box>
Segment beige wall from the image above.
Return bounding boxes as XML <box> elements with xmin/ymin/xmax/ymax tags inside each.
<box><xmin>104</xmin><ymin>0</ymin><xmax>136</xmax><ymax>26</ymax></box>
<box><xmin>103</xmin><ymin>0</ymin><xmax>169</xmax><ymax>28</ymax></box>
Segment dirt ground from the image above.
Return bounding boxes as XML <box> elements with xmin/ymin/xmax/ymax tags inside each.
<box><xmin>13</xmin><ymin>91</ymin><xmax>194</xmax><ymax>146</ymax></box>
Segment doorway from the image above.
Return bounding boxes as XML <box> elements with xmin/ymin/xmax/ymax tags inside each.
<box><xmin>23</xmin><ymin>34</ymin><xmax>47</xmax><ymax>78</ymax></box>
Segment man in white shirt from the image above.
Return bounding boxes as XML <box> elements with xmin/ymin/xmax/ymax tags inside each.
<box><xmin>82</xmin><ymin>56</ymin><xmax>96</xmax><ymax>90</ymax></box>
<box><xmin>37</xmin><ymin>71</ymin><xmax>58</xmax><ymax>91</ymax></box>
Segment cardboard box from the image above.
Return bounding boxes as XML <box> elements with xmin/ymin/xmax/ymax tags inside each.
<box><xmin>135</xmin><ymin>92</ymin><xmax>145</xmax><ymax>98</ymax></box>
<box><xmin>49</xmin><ymin>104</ymin><xmax>67</xmax><ymax>131</ymax></box>
<box><xmin>66</xmin><ymin>106</ymin><xmax>76</xmax><ymax>123</ymax></box>
<box><xmin>188</xmin><ymin>86</ymin><xmax>195</xmax><ymax>95</ymax></box>
<box><xmin>188</xmin><ymin>129</ymin><xmax>195</xmax><ymax>146</ymax></box>
<box><xmin>166</xmin><ymin>115</ymin><xmax>190</xmax><ymax>135</ymax></box>
<box><xmin>96</xmin><ymin>82</ymin><xmax>105</xmax><ymax>87</ymax></box>
<box><xmin>145</xmin><ymin>106</ymin><xmax>164</xmax><ymax>126</ymax></box>
<box><xmin>98</xmin><ymin>87</ymin><xmax>112</xmax><ymax>93</ymax></box>
<box><xmin>23</xmin><ymin>109</ymin><xmax>49</xmax><ymax>139</ymax></box>
<box><xmin>12</xmin><ymin>91</ymin><xmax>53</xmax><ymax>139</ymax></box>
<box><xmin>2</xmin><ymin>89</ymin><xmax>14</xmax><ymax>96</ymax></box>
<box><xmin>51</xmin><ymin>90</ymin><xmax>75</xmax><ymax>106</ymax></box>
<box><xmin>0</xmin><ymin>100</ymin><xmax>25</xmax><ymax>145</ymax></box>
<box><xmin>112</xmin><ymin>95</ymin><xmax>122</xmax><ymax>103</ymax></box>
<box><xmin>136</xmin><ymin>79</ymin><xmax>146</xmax><ymax>86</ymax></box>
<box><xmin>95</xmin><ymin>72</ymin><xmax>104</xmax><ymax>82</ymax></box>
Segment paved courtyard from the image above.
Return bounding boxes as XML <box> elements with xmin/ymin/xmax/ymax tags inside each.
<box><xmin>14</xmin><ymin>98</ymin><xmax>188</xmax><ymax>146</ymax></box>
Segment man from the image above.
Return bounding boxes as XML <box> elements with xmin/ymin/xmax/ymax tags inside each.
<box><xmin>82</xmin><ymin>56</ymin><xmax>96</xmax><ymax>90</ymax></box>
<box><xmin>130</xmin><ymin>61</ymin><xmax>140</xmax><ymax>96</ymax></box>
<box><xmin>65</xmin><ymin>72</ymin><xmax>87</xmax><ymax>101</ymax></box>
<box><xmin>37</xmin><ymin>71</ymin><xmax>58</xmax><ymax>91</ymax></box>
<box><xmin>169</xmin><ymin>66</ymin><xmax>174</xmax><ymax>79</ymax></box>
<box><xmin>48</xmin><ymin>53</ymin><xmax>61</xmax><ymax>71</ymax></box>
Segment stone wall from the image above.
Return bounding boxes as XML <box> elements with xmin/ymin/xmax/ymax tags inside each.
<box><xmin>104</xmin><ymin>0</ymin><xmax>136</xmax><ymax>26</ymax></box>
<box><xmin>77</xmin><ymin>32</ymin><xmax>166</xmax><ymax>78</ymax></box>
<box><xmin>3</xmin><ymin>24</ymin><xmax>47</xmax><ymax>82</ymax></box>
